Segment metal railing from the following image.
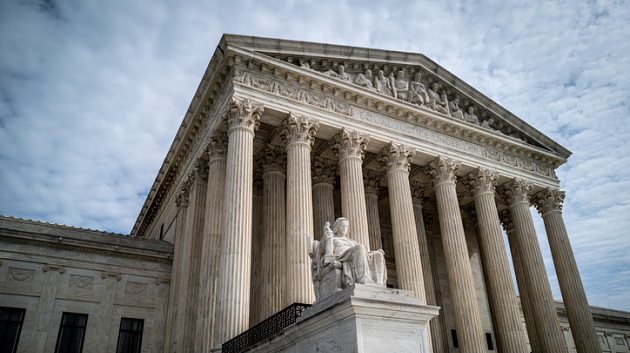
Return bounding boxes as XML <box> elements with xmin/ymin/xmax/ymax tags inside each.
<box><xmin>222</xmin><ymin>303</ymin><xmax>311</xmax><ymax>353</ymax></box>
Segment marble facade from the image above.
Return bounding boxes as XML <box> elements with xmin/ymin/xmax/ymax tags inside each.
<box><xmin>1</xmin><ymin>35</ymin><xmax>629</xmax><ymax>353</ymax></box>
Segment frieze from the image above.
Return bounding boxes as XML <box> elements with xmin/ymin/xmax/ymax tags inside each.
<box><xmin>125</xmin><ymin>281</ymin><xmax>148</xmax><ymax>295</ymax></box>
<box><xmin>8</xmin><ymin>267</ymin><xmax>34</xmax><ymax>282</ymax></box>
<box><xmin>70</xmin><ymin>275</ymin><xmax>94</xmax><ymax>289</ymax></box>
<box><xmin>352</xmin><ymin>108</ymin><xmax>556</xmax><ymax>179</ymax></box>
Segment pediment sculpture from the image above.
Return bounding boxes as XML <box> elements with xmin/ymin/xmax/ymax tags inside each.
<box><xmin>309</xmin><ymin>217</ymin><xmax>387</xmax><ymax>302</ymax></box>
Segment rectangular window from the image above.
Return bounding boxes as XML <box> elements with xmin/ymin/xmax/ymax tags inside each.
<box><xmin>486</xmin><ymin>332</ymin><xmax>495</xmax><ymax>350</ymax></box>
<box><xmin>0</xmin><ymin>307</ymin><xmax>26</xmax><ymax>353</ymax></box>
<box><xmin>451</xmin><ymin>329</ymin><xmax>459</xmax><ymax>348</ymax></box>
<box><xmin>55</xmin><ymin>313</ymin><xmax>88</xmax><ymax>353</ymax></box>
<box><xmin>116</xmin><ymin>318</ymin><xmax>144</xmax><ymax>353</ymax></box>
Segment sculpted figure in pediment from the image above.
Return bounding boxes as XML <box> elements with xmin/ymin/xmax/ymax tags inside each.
<box><xmin>464</xmin><ymin>106</ymin><xmax>480</xmax><ymax>125</ymax></box>
<box><xmin>324</xmin><ymin>65</ymin><xmax>350</xmax><ymax>81</ymax></box>
<box><xmin>449</xmin><ymin>98</ymin><xmax>465</xmax><ymax>120</ymax></box>
<box><xmin>299</xmin><ymin>58</ymin><xmax>311</xmax><ymax>69</ymax></box>
<box><xmin>393</xmin><ymin>70</ymin><xmax>409</xmax><ymax>101</ymax></box>
<box><xmin>409</xmin><ymin>72</ymin><xmax>430</xmax><ymax>106</ymax></box>
<box><xmin>481</xmin><ymin>117</ymin><xmax>495</xmax><ymax>129</ymax></box>
<box><xmin>428</xmin><ymin>82</ymin><xmax>450</xmax><ymax>115</ymax></box>
<box><xmin>374</xmin><ymin>70</ymin><xmax>393</xmax><ymax>96</ymax></box>
<box><xmin>353</xmin><ymin>69</ymin><xmax>375</xmax><ymax>90</ymax></box>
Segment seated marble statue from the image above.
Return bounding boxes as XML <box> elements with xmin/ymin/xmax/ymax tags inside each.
<box><xmin>314</xmin><ymin>217</ymin><xmax>387</xmax><ymax>288</ymax></box>
<box><xmin>324</xmin><ymin>65</ymin><xmax>350</xmax><ymax>81</ymax></box>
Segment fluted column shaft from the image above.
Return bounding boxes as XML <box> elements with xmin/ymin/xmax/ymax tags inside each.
<box><xmin>411</xmin><ymin>181</ymin><xmax>447</xmax><ymax>353</ymax></box>
<box><xmin>259</xmin><ymin>145</ymin><xmax>287</xmax><ymax>320</ymax></box>
<box><xmin>312</xmin><ymin>157</ymin><xmax>336</xmax><ymax>239</ymax></box>
<box><xmin>427</xmin><ymin>156</ymin><xmax>486</xmax><ymax>353</ymax></box>
<box><xmin>380</xmin><ymin>143</ymin><xmax>426</xmax><ymax>302</ymax></box>
<box><xmin>331</xmin><ymin>128</ymin><xmax>370</xmax><ymax>248</ymax></box>
<box><xmin>166</xmin><ymin>188</ymin><xmax>188</xmax><ymax>352</ymax></box>
<box><xmin>283</xmin><ymin>113</ymin><xmax>319</xmax><ymax>305</ymax></box>
<box><xmin>249</xmin><ymin>172</ymin><xmax>263</xmax><ymax>326</ymax></box>
<box><xmin>178</xmin><ymin>162</ymin><xmax>208</xmax><ymax>353</ymax></box>
<box><xmin>500</xmin><ymin>210</ymin><xmax>541</xmax><ymax>353</ymax></box>
<box><xmin>364</xmin><ymin>169</ymin><xmax>383</xmax><ymax>250</ymax></box>
<box><xmin>502</xmin><ymin>179</ymin><xmax>568</xmax><ymax>353</ymax></box>
<box><xmin>465</xmin><ymin>169</ymin><xmax>528</xmax><ymax>353</ymax></box>
<box><xmin>214</xmin><ymin>98</ymin><xmax>263</xmax><ymax>347</ymax></box>
<box><xmin>196</xmin><ymin>132</ymin><xmax>227</xmax><ymax>353</ymax></box>
<box><xmin>535</xmin><ymin>189</ymin><xmax>601</xmax><ymax>353</ymax></box>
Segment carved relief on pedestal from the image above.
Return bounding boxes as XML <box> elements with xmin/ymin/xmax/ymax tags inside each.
<box><xmin>330</xmin><ymin>128</ymin><xmax>369</xmax><ymax>160</ymax></box>
<box><xmin>125</xmin><ymin>281</ymin><xmax>148</xmax><ymax>295</ymax></box>
<box><xmin>8</xmin><ymin>267</ymin><xmax>35</xmax><ymax>282</ymax></box>
<box><xmin>69</xmin><ymin>275</ymin><xmax>94</xmax><ymax>289</ymax></box>
<box><xmin>425</xmin><ymin>156</ymin><xmax>460</xmax><ymax>185</ymax></box>
<box><xmin>312</xmin><ymin>157</ymin><xmax>337</xmax><ymax>185</ymax></box>
<box><xmin>378</xmin><ymin>142</ymin><xmax>415</xmax><ymax>173</ymax></box>
<box><xmin>533</xmin><ymin>188</ymin><xmax>565</xmax><ymax>215</ymax></box>
<box><xmin>281</xmin><ymin>113</ymin><xmax>319</xmax><ymax>146</ymax></box>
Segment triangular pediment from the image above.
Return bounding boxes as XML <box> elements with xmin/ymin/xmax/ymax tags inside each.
<box><xmin>220</xmin><ymin>34</ymin><xmax>571</xmax><ymax>160</ymax></box>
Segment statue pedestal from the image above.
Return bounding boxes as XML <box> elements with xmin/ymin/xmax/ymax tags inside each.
<box><xmin>248</xmin><ymin>284</ymin><xmax>439</xmax><ymax>353</ymax></box>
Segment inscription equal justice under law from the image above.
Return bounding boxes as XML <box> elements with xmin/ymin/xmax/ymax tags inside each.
<box><xmin>351</xmin><ymin>107</ymin><xmax>556</xmax><ymax>179</ymax></box>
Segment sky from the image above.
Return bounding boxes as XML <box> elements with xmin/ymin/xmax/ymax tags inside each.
<box><xmin>0</xmin><ymin>0</ymin><xmax>628</xmax><ymax>312</ymax></box>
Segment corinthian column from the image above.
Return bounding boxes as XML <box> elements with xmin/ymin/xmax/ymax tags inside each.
<box><xmin>312</xmin><ymin>156</ymin><xmax>336</xmax><ymax>240</ymax></box>
<box><xmin>196</xmin><ymin>132</ymin><xmax>227</xmax><ymax>352</ymax></box>
<box><xmin>282</xmin><ymin>113</ymin><xmax>319</xmax><ymax>305</ymax></box>
<box><xmin>534</xmin><ymin>188</ymin><xmax>601</xmax><ymax>353</ymax></box>
<box><xmin>259</xmin><ymin>145</ymin><xmax>287</xmax><ymax>320</ymax></box>
<box><xmin>410</xmin><ymin>181</ymin><xmax>447</xmax><ymax>353</ymax></box>
<box><xmin>363</xmin><ymin>168</ymin><xmax>383</xmax><ymax>251</ymax></box>
<box><xmin>166</xmin><ymin>186</ymin><xmax>188</xmax><ymax>352</ymax></box>
<box><xmin>214</xmin><ymin>97</ymin><xmax>263</xmax><ymax>347</ymax></box>
<box><xmin>464</xmin><ymin>169</ymin><xmax>528</xmax><ymax>353</ymax></box>
<box><xmin>331</xmin><ymin>128</ymin><xmax>370</xmax><ymax>248</ymax></box>
<box><xmin>500</xmin><ymin>179</ymin><xmax>568</xmax><ymax>353</ymax></box>
<box><xmin>250</xmin><ymin>169</ymin><xmax>263</xmax><ymax>326</ymax></box>
<box><xmin>379</xmin><ymin>143</ymin><xmax>426</xmax><ymax>302</ymax></box>
<box><xmin>426</xmin><ymin>156</ymin><xmax>486</xmax><ymax>353</ymax></box>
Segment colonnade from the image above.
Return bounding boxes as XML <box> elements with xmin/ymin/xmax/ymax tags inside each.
<box><xmin>167</xmin><ymin>97</ymin><xmax>600</xmax><ymax>353</ymax></box>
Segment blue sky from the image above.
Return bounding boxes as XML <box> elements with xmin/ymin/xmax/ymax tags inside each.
<box><xmin>1</xmin><ymin>1</ymin><xmax>628</xmax><ymax>311</ymax></box>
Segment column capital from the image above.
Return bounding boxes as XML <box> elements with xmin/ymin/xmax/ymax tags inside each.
<box><xmin>207</xmin><ymin>131</ymin><xmax>228</xmax><ymax>161</ymax></box>
<box><xmin>312</xmin><ymin>157</ymin><xmax>337</xmax><ymax>185</ymax></box>
<box><xmin>363</xmin><ymin>168</ymin><xmax>383</xmax><ymax>195</ymax></box>
<box><xmin>378</xmin><ymin>142</ymin><xmax>415</xmax><ymax>173</ymax></box>
<box><xmin>188</xmin><ymin>158</ymin><xmax>209</xmax><ymax>184</ymax></box>
<box><xmin>533</xmin><ymin>188</ymin><xmax>565</xmax><ymax>215</ymax></box>
<box><xmin>330</xmin><ymin>127</ymin><xmax>369</xmax><ymax>160</ymax></box>
<box><xmin>258</xmin><ymin>144</ymin><xmax>286</xmax><ymax>174</ymax></box>
<box><xmin>176</xmin><ymin>185</ymin><xmax>190</xmax><ymax>208</ymax></box>
<box><xmin>410</xmin><ymin>180</ymin><xmax>427</xmax><ymax>205</ymax></box>
<box><xmin>463</xmin><ymin>168</ymin><xmax>498</xmax><ymax>196</ymax></box>
<box><xmin>281</xmin><ymin>113</ymin><xmax>319</xmax><ymax>146</ymax></box>
<box><xmin>253</xmin><ymin>166</ymin><xmax>264</xmax><ymax>196</ymax></box>
<box><xmin>499</xmin><ymin>178</ymin><xmax>532</xmax><ymax>205</ymax></box>
<box><xmin>226</xmin><ymin>97</ymin><xmax>264</xmax><ymax>133</ymax></box>
<box><xmin>425</xmin><ymin>156</ymin><xmax>460</xmax><ymax>185</ymax></box>
<box><xmin>499</xmin><ymin>209</ymin><xmax>514</xmax><ymax>233</ymax></box>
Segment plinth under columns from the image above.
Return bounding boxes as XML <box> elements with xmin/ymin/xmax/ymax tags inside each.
<box><xmin>312</xmin><ymin>157</ymin><xmax>336</xmax><ymax>240</ymax></box>
<box><xmin>364</xmin><ymin>168</ymin><xmax>384</xmax><ymax>251</ymax></box>
<box><xmin>464</xmin><ymin>169</ymin><xmax>528</xmax><ymax>353</ymax></box>
<box><xmin>196</xmin><ymin>132</ymin><xmax>227</xmax><ymax>352</ymax></box>
<box><xmin>411</xmin><ymin>181</ymin><xmax>447</xmax><ymax>353</ymax></box>
<box><xmin>331</xmin><ymin>128</ymin><xmax>371</xmax><ymax>248</ymax></box>
<box><xmin>501</xmin><ymin>179</ymin><xmax>568</xmax><ymax>353</ymax></box>
<box><xmin>535</xmin><ymin>188</ymin><xmax>602</xmax><ymax>353</ymax></box>
<box><xmin>426</xmin><ymin>156</ymin><xmax>486</xmax><ymax>353</ymax></box>
<box><xmin>259</xmin><ymin>145</ymin><xmax>287</xmax><ymax>321</ymax></box>
<box><xmin>214</xmin><ymin>98</ymin><xmax>263</xmax><ymax>347</ymax></box>
<box><xmin>282</xmin><ymin>113</ymin><xmax>319</xmax><ymax>306</ymax></box>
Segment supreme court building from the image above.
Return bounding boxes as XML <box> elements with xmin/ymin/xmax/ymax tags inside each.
<box><xmin>2</xmin><ymin>35</ymin><xmax>630</xmax><ymax>353</ymax></box>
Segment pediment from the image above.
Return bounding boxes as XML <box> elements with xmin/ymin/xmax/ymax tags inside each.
<box><xmin>220</xmin><ymin>34</ymin><xmax>571</xmax><ymax>162</ymax></box>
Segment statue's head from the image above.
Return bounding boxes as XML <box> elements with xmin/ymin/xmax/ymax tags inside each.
<box><xmin>332</xmin><ymin>217</ymin><xmax>350</xmax><ymax>237</ymax></box>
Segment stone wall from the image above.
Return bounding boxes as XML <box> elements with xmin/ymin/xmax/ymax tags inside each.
<box><xmin>0</xmin><ymin>216</ymin><xmax>173</xmax><ymax>353</ymax></box>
